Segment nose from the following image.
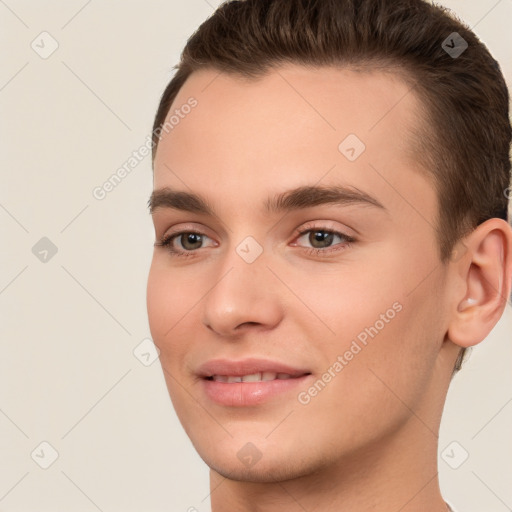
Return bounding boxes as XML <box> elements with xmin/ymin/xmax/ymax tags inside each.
<box><xmin>201</xmin><ymin>246</ymin><xmax>284</xmax><ymax>338</ymax></box>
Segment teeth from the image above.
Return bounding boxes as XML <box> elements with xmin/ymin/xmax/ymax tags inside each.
<box><xmin>241</xmin><ymin>373</ymin><xmax>262</xmax><ymax>382</ymax></box>
<box><xmin>211</xmin><ymin>372</ymin><xmax>293</xmax><ymax>382</ymax></box>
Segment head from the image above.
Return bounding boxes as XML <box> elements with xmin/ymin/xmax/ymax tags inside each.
<box><xmin>147</xmin><ymin>0</ymin><xmax>512</xmax><ymax>484</ymax></box>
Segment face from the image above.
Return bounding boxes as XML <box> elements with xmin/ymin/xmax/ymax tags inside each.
<box><xmin>147</xmin><ymin>65</ymin><xmax>455</xmax><ymax>482</ymax></box>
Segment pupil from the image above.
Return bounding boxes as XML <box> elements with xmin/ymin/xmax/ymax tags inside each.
<box><xmin>182</xmin><ymin>233</ymin><xmax>202</xmax><ymax>250</ymax></box>
<box><xmin>310</xmin><ymin>231</ymin><xmax>333</xmax><ymax>248</ymax></box>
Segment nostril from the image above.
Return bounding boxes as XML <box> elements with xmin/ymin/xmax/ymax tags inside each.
<box><xmin>236</xmin><ymin>321</ymin><xmax>261</xmax><ymax>329</ymax></box>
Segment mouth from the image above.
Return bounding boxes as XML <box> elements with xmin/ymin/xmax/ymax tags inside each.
<box><xmin>205</xmin><ymin>372</ymin><xmax>304</xmax><ymax>383</ymax></box>
<box><xmin>198</xmin><ymin>358</ymin><xmax>311</xmax><ymax>382</ymax></box>
<box><xmin>197</xmin><ymin>358</ymin><xmax>313</xmax><ymax>406</ymax></box>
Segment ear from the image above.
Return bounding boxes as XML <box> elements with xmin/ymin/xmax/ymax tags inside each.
<box><xmin>447</xmin><ymin>218</ymin><xmax>512</xmax><ymax>348</ymax></box>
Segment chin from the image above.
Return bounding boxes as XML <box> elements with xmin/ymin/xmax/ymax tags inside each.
<box><xmin>193</xmin><ymin>438</ymin><xmax>335</xmax><ymax>484</ymax></box>
<box><xmin>205</xmin><ymin>457</ymin><xmax>315</xmax><ymax>483</ymax></box>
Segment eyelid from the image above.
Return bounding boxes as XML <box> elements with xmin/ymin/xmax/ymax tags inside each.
<box><xmin>152</xmin><ymin>213</ymin><xmax>227</xmax><ymax>240</ymax></box>
<box><xmin>291</xmin><ymin>220</ymin><xmax>356</xmax><ymax>241</ymax></box>
<box><xmin>158</xmin><ymin>222</ymin><xmax>216</xmax><ymax>241</ymax></box>
<box><xmin>159</xmin><ymin>229</ymin><xmax>216</xmax><ymax>249</ymax></box>
<box><xmin>287</xmin><ymin>221</ymin><xmax>357</xmax><ymax>257</ymax></box>
<box><xmin>153</xmin><ymin>222</ymin><xmax>219</xmax><ymax>257</ymax></box>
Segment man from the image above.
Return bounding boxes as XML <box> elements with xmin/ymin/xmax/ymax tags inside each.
<box><xmin>146</xmin><ymin>0</ymin><xmax>512</xmax><ymax>510</ymax></box>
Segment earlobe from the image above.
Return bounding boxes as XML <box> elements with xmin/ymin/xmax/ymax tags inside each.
<box><xmin>447</xmin><ymin>218</ymin><xmax>512</xmax><ymax>348</ymax></box>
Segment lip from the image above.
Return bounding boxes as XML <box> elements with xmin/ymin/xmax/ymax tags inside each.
<box><xmin>197</xmin><ymin>358</ymin><xmax>312</xmax><ymax>407</ymax></box>
<box><xmin>197</xmin><ymin>358</ymin><xmax>310</xmax><ymax>378</ymax></box>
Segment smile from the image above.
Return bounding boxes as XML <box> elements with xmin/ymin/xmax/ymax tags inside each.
<box><xmin>197</xmin><ymin>359</ymin><xmax>313</xmax><ymax>406</ymax></box>
<box><xmin>207</xmin><ymin>372</ymin><xmax>295</xmax><ymax>382</ymax></box>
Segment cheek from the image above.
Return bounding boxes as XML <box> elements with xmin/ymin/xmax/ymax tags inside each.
<box><xmin>147</xmin><ymin>260</ymin><xmax>190</xmax><ymax>354</ymax></box>
<box><xmin>279</xmin><ymin>257</ymin><xmax>404</xmax><ymax>343</ymax></box>
<box><xmin>147</xmin><ymin>264</ymin><xmax>170</xmax><ymax>343</ymax></box>
<box><xmin>147</xmin><ymin>259</ymin><xmax>203</xmax><ymax>339</ymax></box>
<box><xmin>288</xmin><ymin>256</ymin><xmax>440</xmax><ymax>400</ymax></box>
<box><xmin>292</xmin><ymin>302</ymin><xmax>438</xmax><ymax>449</ymax></box>
<box><xmin>147</xmin><ymin>262</ymin><xmax>198</xmax><ymax>415</ymax></box>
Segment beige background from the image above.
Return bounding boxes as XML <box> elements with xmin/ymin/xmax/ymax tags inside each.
<box><xmin>0</xmin><ymin>1</ymin><xmax>510</xmax><ymax>511</ymax></box>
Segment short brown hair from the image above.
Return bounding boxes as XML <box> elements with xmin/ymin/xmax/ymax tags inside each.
<box><xmin>151</xmin><ymin>0</ymin><xmax>512</xmax><ymax>370</ymax></box>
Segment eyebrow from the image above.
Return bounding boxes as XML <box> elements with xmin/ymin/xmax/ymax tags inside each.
<box><xmin>148</xmin><ymin>185</ymin><xmax>387</xmax><ymax>215</ymax></box>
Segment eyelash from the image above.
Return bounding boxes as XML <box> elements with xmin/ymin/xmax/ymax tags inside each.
<box><xmin>155</xmin><ymin>224</ymin><xmax>356</xmax><ymax>259</ymax></box>
<box><xmin>294</xmin><ymin>225</ymin><xmax>356</xmax><ymax>257</ymax></box>
<box><xmin>155</xmin><ymin>230</ymin><xmax>210</xmax><ymax>259</ymax></box>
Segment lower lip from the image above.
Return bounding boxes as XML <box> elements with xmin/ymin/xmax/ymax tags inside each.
<box><xmin>201</xmin><ymin>375</ymin><xmax>312</xmax><ymax>407</ymax></box>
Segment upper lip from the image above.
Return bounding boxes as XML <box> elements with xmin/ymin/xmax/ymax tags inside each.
<box><xmin>197</xmin><ymin>358</ymin><xmax>311</xmax><ymax>378</ymax></box>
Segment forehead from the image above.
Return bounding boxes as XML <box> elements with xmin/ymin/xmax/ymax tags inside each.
<box><xmin>153</xmin><ymin>64</ymin><xmax>436</xmax><ymax>223</ymax></box>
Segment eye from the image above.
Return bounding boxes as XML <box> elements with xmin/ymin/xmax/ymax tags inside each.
<box><xmin>174</xmin><ymin>232</ymin><xmax>206</xmax><ymax>251</ymax></box>
<box><xmin>298</xmin><ymin>230</ymin><xmax>339</xmax><ymax>249</ymax></box>
<box><xmin>155</xmin><ymin>230</ymin><xmax>217</xmax><ymax>257</ymax></box>
<box><xmin>154</xmin><ymin>224</ymin><xmax>356</xmax><ymax>259</ymax></box>
<box><xmin>292</xmin><ymin>225</ymin><xmax>356</xmax><ymax>256</ymax></box>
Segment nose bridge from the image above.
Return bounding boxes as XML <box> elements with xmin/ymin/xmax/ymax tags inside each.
<box><xmin>201</xmin><ymin>236</ymin><xmax>281</xmax><ymax>335</ymax></box>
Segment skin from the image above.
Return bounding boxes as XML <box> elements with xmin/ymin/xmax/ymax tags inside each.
<box><xmin>146</xmin><ymin>65</ymin><xmax>512</xmax><ymax>512</ymax></box>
